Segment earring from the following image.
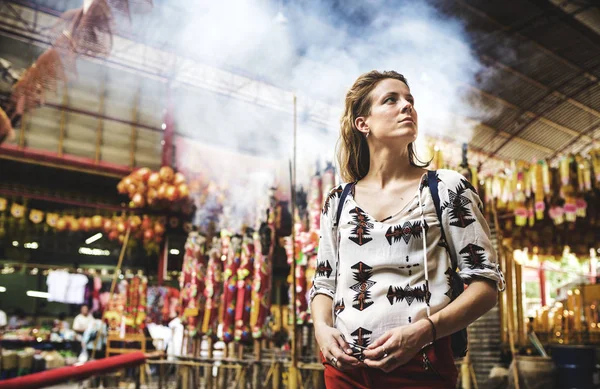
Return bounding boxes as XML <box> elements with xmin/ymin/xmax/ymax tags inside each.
<box><xmin>366</xmin><ymin>130</ymin><xmax>370</xmax><ymax>139</ymax></box>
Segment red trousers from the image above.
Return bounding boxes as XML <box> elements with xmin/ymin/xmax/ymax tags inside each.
<box><xmin>321</xmin><ymin>336</ymin><xmax>458</xmax><ymax>389</ymax></box>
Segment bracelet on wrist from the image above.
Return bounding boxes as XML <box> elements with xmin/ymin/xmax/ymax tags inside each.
<box><xmin>425</xmin><ymin>317</ymin><xmax>436</xmax><ymax>343</ymax></box>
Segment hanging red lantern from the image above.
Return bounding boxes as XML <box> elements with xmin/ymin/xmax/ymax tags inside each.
<box><xmin>154</xmin><ymin>222</ymin><xmax>165</xmax><ymax>236</ymax></box>
<box><xmin>69</xmin><ymin>218</ymin><xmax>80</xmax><ymax>232</ymax></box>
<box><xmin>103</xmin><ymin>218</ymin><xmax>113</xmax><ymax>233</ymax></box>
<box><xmin>56</xmin><ymin>218</ymin><xmax>67</xmax><ymax>231</ymax></box>
<box><xmin>148</xmin><ymin>172</ymin><xmax>161</xmax><ymax>188</ymax></box>
<box><xmin>117</xmin><ymin>181</ymin><xmax>127</xmax><ymax>194</ymax></box>
<box><xmin>132</xmin><ymin>193</ymin><xmax>145</xmax><ymax>208</ymax></box>
<box><xmin>122</xmin><ymin>176</ymin><xmax>133</xmax><ymax>188</ymax></box>
<box><xmin>143</xmin><ymin>229</ymin><xmax>154</xmax><ymax>241</ymax></box>
<box><xmin>141</xmin><ymin>216</ymin><xmax>152</xmax><ymax>230</ymax></box>
<box><xmin>92</xmin><ymin>215</ymin><xmax>103</xmax><ymax>229</ymax></box>
<box><xmin>178</xmin><ymin>183</ymin><xmax>190</xmax><ymax>198</ymax></box>
<box><xmin>159</xmin><ymin>166</ymin><xmax>174</xmax><ymax>183</ymax></box>
<box><xmin>135</xmin><ymin>167</ymin><xmax>152</xmax><ymax>183</ymax></box>
<box><xmin>129</xmin><ymin>216</ymin><xmax>141</xmax><ymax>229</ymax></box>
<box><xmin>108</xmin><ymin>230</ymin><xmax>119</xmax><ymax>241</ymax></box>
<box><xmin>157</xmin><ymin>183</ymin><xmax>168</xmax><ymax>200</ymax></box>
<box><xmin>165</xmin><ymin>185</ymin><xmax>178</xmax><ymax>202</ymax></box>
<box><xmin>116</xmin><ymin>219</ymin><xmax>127</xmax><ymax>233</ymax></box>
<box><xmin>173</xmin><ymin>172</ymin><xmax>186</xmax><ymax>186</ymax></box>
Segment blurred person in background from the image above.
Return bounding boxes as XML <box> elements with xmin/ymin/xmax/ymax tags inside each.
<box><xmin>81</xmin><ymin>311</ymin><xmax>107</xmax><ymax>361</ymax></box>
<box><xmin>54</xmin><ymin>312</ymin><xmax>70</xmax><ymax>332</ymax></box>
<box><xmin>73</xmin><ymin>304</ymin><xmax>93</xmax><ymax>334</ymax></box>
<box><xmin>8</xmin><ymin>308</ymin><xmax>30</xmax><ymax>328</ymax></box>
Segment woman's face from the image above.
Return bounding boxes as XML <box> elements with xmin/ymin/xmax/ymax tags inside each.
<box><xmin>359</xmin><ymin>78</ymin><xmax>418</xmax><ymax>142</ymax></box>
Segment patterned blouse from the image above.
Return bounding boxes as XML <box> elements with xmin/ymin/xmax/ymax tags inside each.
<box><xmin>309</xmin><ymin>169</ymin><xmax>505</xmax><ymax>348</ymax></box>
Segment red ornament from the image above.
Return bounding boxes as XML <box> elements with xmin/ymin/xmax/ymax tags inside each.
<box><xmin>143</xmin><ymin>229</ymin><xmax>154</xmax><ymax>241</ymax></box>
<box><xmin>159</xmin><ymin>166</ymin><xmax>175</xmax><ymax>183</ymax></box>
<box><xmin>173</xmin><ymin>172</ymin><xmax>186</xmax><ymax>186</ymax></box>
<box><xmin>135</xmin><ymin>167</ymin><xmax>152</xmax><ymax>182</ymax></box>
<box><xmin>141</xmin><ymin>216</ymin><xmax>152</xmax><ymax>230</ymax></box>
<box><xmin>178</xmin><ymin>184</ymin><xmax>190</xmax><ymax>199</ymax></box>
<box><xmin>103</xmin><ymin>219</ymin><xmax>113</xmax><ymax>233</ymax></box>
<box><xmin>132</xmin><ymin>193</ymin><xmax>145</xmax><ymax>208</ymax></box>
<box><xmin>108</xmin><ymin>230</ymin><xmax>119</xmax><ymax>241</ymax></box>
<box><xmin>165</xmin><ymin>185</ymin><xmax>178</xmax><ymax>202</ymax></box>
<box><xmin>80</xmin><ymin>217</ymin><xmax>92</xmax><ymax>231</ymax></box>
<box><xmin>148</xmin><ymin>172</ymin><xmax>161</xmax><ymax>188</ymax></box>
<box><xmin>56</xmin><ymin>218</ymin><xmax>67</xmax><ymax>231</ymax></box>
<box><xmin>157</xmin><ymin>183</ymin><xmax>168</xmax><ymax>200</ymax></box>
<box><xmin>154</xmin><ymin>222</ymin><xmax>165</xmax><ymax>236</ymax></box>
<box><xmin>92</xmin><ymin>215</ymin><xmax>103</xmax><ymax>229</ymax></box>
<box><xmin>116</xmin><ymin>220</ymin><xmax>127</xmax><ymax>233</ymax></box>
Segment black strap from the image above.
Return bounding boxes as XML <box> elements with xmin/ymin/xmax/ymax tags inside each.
<box><xmin>427</xmin><ymin>171</ymin><xmax>443</xmax><ymax>230</ymax></box>
<box><xmin>334</xmin><ymin>183</ymin><xmax>353</xmax><ymax>228</ymax></box>
<box><xmin>427</xmin><ymin>170</ymin><xmax>457</xmax><ymax>268</ymax></box>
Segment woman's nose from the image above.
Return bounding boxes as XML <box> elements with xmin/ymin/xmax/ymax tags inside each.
<box><xmin>401</xmin><ymin>102</ymin><xmax>412</xmax><ymax>114</ymax></box>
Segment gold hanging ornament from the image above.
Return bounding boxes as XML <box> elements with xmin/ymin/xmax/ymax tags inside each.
<box><xmin>10</xmin><ymin>203</ymin><xmax>25</xmax><ymax>218</ymax></box>
<box><xmin>0</xmin><ymin>197</ymin><xmax>6</xmax><ymax>211</ymax></box>
<box><xmin>29</xmin><ymin>209</ymin><xmax>44</xmax><ymax>224</ymax></box>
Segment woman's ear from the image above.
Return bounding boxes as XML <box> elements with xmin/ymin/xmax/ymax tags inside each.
<box><xmin>355</xmin><ymin>116</ymin><xmax>369</xmax><ymax>136</ymax></box>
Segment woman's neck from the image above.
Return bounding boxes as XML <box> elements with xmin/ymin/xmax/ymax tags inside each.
<box><xmin>361</xmin><ymin>142</ymin><xmax>419</xmax><ymax>189</ymax></box>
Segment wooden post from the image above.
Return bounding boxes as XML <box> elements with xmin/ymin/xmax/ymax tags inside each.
<box><xmin>109</xmin><ymin>226</ymin><xmax>131</xmax><ymax>298</ymax></box>
<box><xmin>95</xmin><ymin>74</ymin><xmax>106</xmax><ymax>163</ymax></box>
<box><xmin>206</xmin><ymin>337</ymin><xmax>214</xmax><ymax>389</ymax></box>
<box><xmin>515</xmin><ymin>262</ymin><xmax>525</xmax><ymax>345</ymax></box>
<box><xmin>288</xmin><ymin>94</ymin><xmax>299</xmax><ymax>389</ymax></box>
<box><xmin>129</xmin><ymin>88</ymin><xmax>140</xmax><ymax>168</ymax></box>
<box><xmin>253</xmin><ymin>340</ymin><xmax>261</xmax><ymax>389</ymax></box>
<box><xmin>218</xmin><ymin>343</ymin><xmax>228</xmax><ymax>389</ymax></box>
<box><xmin>491</xmin><ymin>199</ymin><xmax>520</xmax><ymax>389</ymax></box>
<box><xmin>57</xmin><ymin>92</ymin><xmax>68</xmax><ymax>157</ymax></box>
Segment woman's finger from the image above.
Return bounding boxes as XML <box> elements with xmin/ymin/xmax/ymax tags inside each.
<box><xmin>362</xmin><ymin>338</ymin><xmax>394</xmax><ymax>360</ymax></box>
<box><xmin>334</xmin><ymin>333</ymin><xmax>354</xmax><ymax>355</ymax></box>
<box><xmin>330</xmin><ymin>344</ymin><xmax>361</xmax><ymax>366</ymax></box>
<box><xmin>366</xmin><ymin>330</ymin><xmax>391</xmax><ymax>350</ymax></box>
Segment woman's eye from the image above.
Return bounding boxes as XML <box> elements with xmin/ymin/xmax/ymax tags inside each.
<box><xmin>384</xmin><ymin>97</ymin><xmax>396</xmax><ymax>104</ymax></box>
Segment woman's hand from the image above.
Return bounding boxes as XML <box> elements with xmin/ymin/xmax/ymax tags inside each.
<box><xmin>361</xmin><ymin>320</ymin><xmax>431</xmax><ymax>373</ymax></box>
<box><xmin>314</xmin><ymin>322</ymin><xmax>361</xmax><ymax>371</ymax></box>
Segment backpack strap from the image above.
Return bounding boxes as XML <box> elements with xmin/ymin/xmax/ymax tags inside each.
<box><xmin>334</xmin><ymin>183</ymin><xmax>353</xmax><ymax>228</ymax></box>
<box><xmin>427</xmin><ymin>170</ymin><xmax>456</xmax><ymax>267</ymax></box>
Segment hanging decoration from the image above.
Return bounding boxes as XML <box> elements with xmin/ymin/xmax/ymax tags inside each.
<box><xmin>117</xmin><ymin>166</ymin><xmax>193</xmax><ymax>213</ymax></box>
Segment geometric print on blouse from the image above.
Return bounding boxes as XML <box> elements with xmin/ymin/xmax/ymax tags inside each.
<box><xmin>386</xmin><ymin>283</ymin><xmax>429</xmax><ymax>306</ymax></box>
<box><xmin>322</xmin><ymin>185</ymin><xmax>343</xmax><ymax>216</ymax></box>
<box><xmin>348</xmin><ymin>207</ymin><xmax>374</xmax><ymax>246</ymax></box>
<box><xmin>334</xmin><ymin>298</ymin><xmax>345</xmax><ymax>318</ymax></box>
<box><xmin>385</xmin><ymin>220</ymin><xmax>428</xmax><ymax>245</ymax></box>
<box><xmin>350</xmin><ymin>262</ymin><xmax>375</xmax><ymax>311</ymax></box>
<box><xmin>460</xmin><ymin>243</ymin><xmax>494</xmax><ymax>270</ymax></box>
<box><xmin>398</xmin><ymin>255</ymin><xmax>420</xmax><ymax>276</ymax></box>
<box><xmin>351</xmin><ymin>327</ymin><xmax>372</xmax><ymax>348</ymax></box>
<box><xmin>316</xmin><ymin>260</ymin><xmax>333</xmax><ymax>278</ymax></box>
<box><xmin>443</xmin><ymin>178</ymin><xmax>477</xmax><ymax>228</ymax></box>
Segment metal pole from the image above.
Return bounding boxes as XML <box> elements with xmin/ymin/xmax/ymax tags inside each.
<box><xmin>288</xmin><ymin>94</ymin><xmax>299</xmax><ymax>389</ymax></box>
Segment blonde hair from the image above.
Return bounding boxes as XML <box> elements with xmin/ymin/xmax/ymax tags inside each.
<box><xmin>336</xmin><ymin>70</ymin><xmax>429</xmax><ymax>183</ymax></box>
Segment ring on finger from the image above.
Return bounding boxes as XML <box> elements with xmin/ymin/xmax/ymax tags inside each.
<box><xmin>382</xmin><ymin>347</ymin><xmax>388</xmax><ymax>358</ymax></box>
<box><xmin>330</xmin><ymin>356</ymin><xmax>338</xmax><ymax>365</ymax></box>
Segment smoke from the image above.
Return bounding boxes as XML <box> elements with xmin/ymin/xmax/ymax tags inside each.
<box><xmin>154</xmin><ymin>0</ymin><xmax>496</xmax><ymax>229</ymax></box>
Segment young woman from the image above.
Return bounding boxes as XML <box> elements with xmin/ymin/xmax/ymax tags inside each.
<box><xmin>310</xmin><ymin>70</ymin><xmax>505</xmax><ymax>388</ymax></box>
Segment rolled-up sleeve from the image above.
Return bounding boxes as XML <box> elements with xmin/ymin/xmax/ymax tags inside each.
<box><xmin>309</xmin><ymin>186</ymin><xmax>342</xmax><ymax>302</ymax></box>
<box><xmin>438</xmin><ymin>170</ymin><xmax>505</xmax><ymax>292</ymax></box>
